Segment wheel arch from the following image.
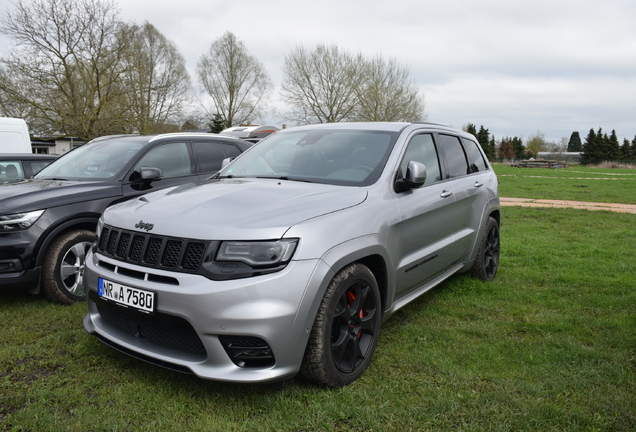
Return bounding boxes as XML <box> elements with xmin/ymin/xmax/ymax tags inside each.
<box><xmin>489</xmin><ymin>208</ymin><xmax>501</xmax><ymax>227</ymax></box>
<box><xmin>356</xmin><ymin>255</ymin><xmax>389</xmax><ymax>317</ymax></box>
<box><xmin>35</xmin><ymin>217</ymin><xmax>99</xmax><ymax>267</ymax></box>
<box><xmin>319</xmin><ymin>237</ymin><xmax>393</xmax><ymax>318</ymax></box>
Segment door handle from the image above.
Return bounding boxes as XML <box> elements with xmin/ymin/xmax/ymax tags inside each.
<box><xmin>474</xmin><ymin>181</ymin><xmax>484</xmax><ymax>188</ymax></box>
<box><xmin>440</xmin><ymin>190</ymin><xmax>453</xmax><ymax>198</ymax></box>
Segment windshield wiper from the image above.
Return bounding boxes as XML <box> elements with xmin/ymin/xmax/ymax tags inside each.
<box><xmin>256</xmin><ymin>176</ymin><xmax>315</xmax><ymax>183</ymax></box>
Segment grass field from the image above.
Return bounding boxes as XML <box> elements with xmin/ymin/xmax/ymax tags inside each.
<box><xmin>1</xmin><ymin>167</ymin><xmax>635</xmax><ymax>431</ymax></box>
<box><xmin>494</xmin><ymin>164</ymin><xmax>636</xmax><ymax>204</ymax></box>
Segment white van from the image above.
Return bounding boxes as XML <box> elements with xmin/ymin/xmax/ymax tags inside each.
<box><xmin>0</xmin><ymin>117</ymin><xmax>32</xmax><ymax>153</ymax></box>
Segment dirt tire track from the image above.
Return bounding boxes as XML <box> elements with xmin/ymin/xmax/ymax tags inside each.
<box><xmin>500</xmin><ymin>197</ymin><xmax>636</xmax><ymax>214</ymax></box>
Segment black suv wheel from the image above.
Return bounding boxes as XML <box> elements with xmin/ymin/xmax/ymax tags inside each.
<box><xmin>41</xmin><ymin>230</ymin><xmax>95</xmax><ymax>305</ymax></box>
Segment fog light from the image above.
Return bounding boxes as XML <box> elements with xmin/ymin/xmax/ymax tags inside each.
<box><xmin>218</xmin><ymin>336</ymin><xmax>275</xmax><ymax>368</ymax></box>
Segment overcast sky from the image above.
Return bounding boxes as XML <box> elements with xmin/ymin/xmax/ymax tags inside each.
<box><xmin>2</xmin><ymin>0</ymin><xmax>635</xmax><ymax>143</ymax></box>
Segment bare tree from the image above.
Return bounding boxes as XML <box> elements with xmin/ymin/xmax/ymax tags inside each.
<box><xmin>499</xmin><ymin>141</ymin><xmax>516</xmax><ymax>159</ymax></box>
<box><xmin>353</xmin><ymin>55</ymin><xmax>427</xmax><ymax>122</ymax></box>
<box><xmin>281</xmin><ymin>44</ymin><xmax>364</xmax><ymax>124</ymax></box>
<box><xmin>526</xmin><ymin>131</ymin><xmax>547</xmax><ymax>156</ymax></box>
<box><xmin>122</xmin><ymin>22</ymin><xmax>192</xmax><ymax>134</ymax></box>
<box><xmin>0</xmin><ymin>66</ymin><xmax>48</xmax><ymax>133</ymax></box>
<box><xmin>0</xmin><ymin>0</ymin><xmax>134</xmax><ymax>140</ymax></box>
<box><xmin>196</xmin><ymin>32</ymin><xmax>272</xmax><ymax>129</ymax></box>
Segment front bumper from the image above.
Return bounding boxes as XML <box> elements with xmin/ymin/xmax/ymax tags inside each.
<box><xmin>83</xmin><ymin>250</ymin><xmax>334</xmax><ymax>384</ymax></box>
<box><xmin>0</xmin><ymin>229</ymin><xmax>40</xmax><ymax>291</ymax></box>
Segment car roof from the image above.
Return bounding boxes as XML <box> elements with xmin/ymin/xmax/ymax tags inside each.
<box><xmin>284</xmin><ymin>122</ymin><xmax>412</xmax><ymax>132</ymax></box>
<box><xmin>86</xmin><ymin>132</ymin><xmax>245</xmax><ymax>146</ymax></box>
<box><xmin>278</xmin><ymin>122</ymin><xmax>472</xmax><ymax>137</ymax></box>
<box><xmin>0</xmin><ymin>153</ymin><xmax>59</xmax><ymax>160</ymax></box>
<box><xmin>148</xmin><ymin>132</ymin><xmax>243</xmax><ymax>143</ymax></box>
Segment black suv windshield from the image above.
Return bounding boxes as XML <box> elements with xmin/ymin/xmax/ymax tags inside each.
<box><xmin>221</xmin><ymin>129</ymin><xmax>398</xmax><ymax>186</ymax></box>
<box><xmin>36</xmin><ymin>139</ymin><xmax>145</xmax><ymax>180</ymax></box>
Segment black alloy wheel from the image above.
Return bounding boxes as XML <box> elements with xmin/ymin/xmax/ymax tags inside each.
<box><xmin>300</xmin><ymin>263</ymin><xmax>382</xmax><ymax>388</ymax></box>
<box><xmin>471</xmin><ymin>216</ymin><xmax>500</xmax><ymax>281</ymax></box>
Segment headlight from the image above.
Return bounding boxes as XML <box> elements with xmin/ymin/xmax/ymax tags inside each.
<box><xmin>0</xmin><ymin>210</ymin><xmax>45</xmax><ymax>231</ymax></box>
<box><xmin>96</xmin><ymin>215</ymin><xmax>104</xmax><ymax>239</ymax></box>
<box><xmin>216</xmin><ymin>239</ymin><xmax>298</xmax><ymax>267</ymax></box>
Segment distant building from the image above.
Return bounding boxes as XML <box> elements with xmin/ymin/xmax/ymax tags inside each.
<box><xmin>31</xmin><ymin>136</ymin><xmax>86</xmax><ymax>155</ymax></box>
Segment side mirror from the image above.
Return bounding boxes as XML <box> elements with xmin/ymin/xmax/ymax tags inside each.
<box><xmin>395</xmin><ymin>161</ymin><xmax>427</xmax><ymax>192</ymax></box>
<box><xmin>140</xmin><ymin>166</ymin><xmax>163</xmax><ymax>182</ymax></box>
<box><xmin>221</xmin><ymin>157</ymin><xmax>234</xmax><ymax>169</ymax></box>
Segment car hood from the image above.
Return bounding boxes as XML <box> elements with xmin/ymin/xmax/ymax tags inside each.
<box><xmin>0</xmin><ymin>179</ymin><xmax>121</xmax><ymax>213</ymax></box>
<box><xmin>104</xmin><ymin>178</ymin><xmax>368</xmax><ymax>240</ymax></box>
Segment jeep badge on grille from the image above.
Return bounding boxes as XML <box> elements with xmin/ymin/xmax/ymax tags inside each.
<box><xmin>135</xmin><ymin>220</ymin><xmax>154</xmax><ymax>231</ymax></box>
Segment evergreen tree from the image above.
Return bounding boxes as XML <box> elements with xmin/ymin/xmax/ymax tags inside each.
<box><xmin>209</xmin><ymin>113</ymin><xmax>226</xmax><ymax>133</ymax></box>
<box><xmin>580</xmin><ymin>128</ymin><xmax>597</xmax><ymax>165</ymax></box>
<box><xmin>463</xmin><ymin>123</ymin><xmax>477</xmax><ymax>137</ymax></box>
<box><xmin>600</xmin><ymin>131</ymin><xmax>609</xmax><ymax>160</ymax></box>
<box><xmin>476</xmin><ymin>125</ymin><xmax>493</xmax><ymax>160</ymax></box>
<box><xmin>631</xmin><ymin>135</ymin><xmax>636</xmax><ymax>160</ymax></box>
<box><xmin>567</xmin><ymin>131</ymin><xmax>582</xmax><ymax>152</ymax></box>
<box><xmin>511</xmin><ymin>137</ymin><xmax>525</xmax><ymax>159</ymax></box>
<box><xmin>620</xmin><ymin>139</ymin><xmax>631</xmax><ymax>160</ymax></box>
<box><xmin>606</xmin><ymin>130</ymin><xmax>620</xmax><ymax>160</ymax></box>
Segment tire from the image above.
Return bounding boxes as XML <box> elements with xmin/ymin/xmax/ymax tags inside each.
<box><xmin>42</xmin><ymin>229</ymin><xmax>95</xmax><ymax>305</ymax></box>
<box><xmin>470</xmin><ymin>216</ymin><xmax>500</xmax><ymax>281</ymax></box>
<box><xmin>299</xmin><ymin>263</ymin><xmax>382</xmax><ymax>388</ymax></box>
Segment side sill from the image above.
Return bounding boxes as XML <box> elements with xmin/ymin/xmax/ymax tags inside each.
<box><xmin>385</xmin><ymin>263</ymin><xmax>466</xmax><ymax>320</ymax></box>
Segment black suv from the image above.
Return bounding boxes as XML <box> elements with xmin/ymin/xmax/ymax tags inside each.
<box><xmin>0</xmin><ymin>133</ymin><xmax>252</xmax><ymax>304</ymax></box>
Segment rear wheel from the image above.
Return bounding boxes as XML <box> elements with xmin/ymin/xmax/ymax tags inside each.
<box><xmin>300</xmin><ymin>263</ymin><xmax>382</xmax><ymax>388</ymax></box>
<box><xmin>470</xmin><ymin>216</ymin><xmax>500</xmax><ymax>281</ymax></box>
<box><xmin>42</xmin><ymin>229</ymin><xmax>95</xmax><ymax>305</ymax></box>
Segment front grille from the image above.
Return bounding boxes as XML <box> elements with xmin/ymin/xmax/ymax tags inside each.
<box><xmin>116</xmin><ymin>232</ymin><xmax>131</xmax><ymax>258</ymax></box>
<box><xmin>144</xmin><ymin>238</ymin><xmax>162</xmax><ymax>265</ymax></box>
<box><xmin>129</xmin><ymin>235</ymin><xmax>145</xmax><ymax>262</ymax></box>
<box><xmin>92</xmin><ymin>291</ymin><xmax>207</xmax><ymax>358</ymax></box>
<box><xmin>96</xmin><ymin>225</ymin><xmax>210</xmax><ymax>273</ymax></box>
<box><xmin>162</xmin><ymin>240</ymin><xmax>182</xmax><ymax>268</ymax></box>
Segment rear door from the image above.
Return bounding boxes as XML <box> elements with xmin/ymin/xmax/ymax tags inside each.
<box><xmin>394</xmin><ymin>132</ymin><xmax>463</xmax><ymax>298</ymax></box>
<box><xmin>436</xmin><ymin>134</ymin><xmax>491</xmax><ymax>259</ymax></box>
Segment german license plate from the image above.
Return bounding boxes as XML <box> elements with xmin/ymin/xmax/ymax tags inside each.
<box><xmin>98</xmin><ymin>278</ymin><xmax>155</xmax><ymax>313</ymax></box>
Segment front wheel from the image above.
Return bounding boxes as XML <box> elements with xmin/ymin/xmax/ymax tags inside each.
<box><xmin>470</xmin><ymin>216</ymin><xmax>500</xmax><ymax>281</ymax></box>
<box><xmin>300</xmin><ymin>263</ymin><xmax>382</xmax><ymax>388</ymax></box>
<box><xmin>42</xmin><ymin>229</ymin><xmax>95</xmax><ymax>305</ymax></box>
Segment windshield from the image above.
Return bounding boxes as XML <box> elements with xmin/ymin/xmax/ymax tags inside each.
<box><xmin>220</xmin><ymin>129</ymin><xmax>398</xmax><ymax>186</ymax></box>
<box><xmin>36</xmin><ymin>139</ymin><xmax>145</xmax><ymax>180</ymax></box>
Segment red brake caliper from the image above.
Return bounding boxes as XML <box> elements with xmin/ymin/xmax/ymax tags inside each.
<box><xmin>346</xmin><ymin>291</ymin><xmax>364</xmax><ymax>338</ymax></box>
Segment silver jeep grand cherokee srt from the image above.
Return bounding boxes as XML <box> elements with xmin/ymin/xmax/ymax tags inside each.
<box><xmin>83</xmin><ymin>122</ymin><xmax>500</xmax><ymax>388</ymax></box>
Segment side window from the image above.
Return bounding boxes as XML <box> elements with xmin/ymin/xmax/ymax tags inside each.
<box><xmin>0</xmin><ymin>162</ymin><xmax>24</xmax><ymax>183</ymax></box>
<box><xmin>461</xmin><ymin>138</ymin><xmax>487</xmax><ymax>173</ymax></box>
<box><xmin>131</xmin><ymin>142</ymin><xmax>192</xmax><ymax>180</ymax></box>
<box><xmin>30</xmin><ymin>161</ymin><xmax>52</xmax><ymax>175</ymax></box>
<box><xmin>192</xmin><ymin>142</ymin><xmax>226</xmax><ymax>174</ymax></box>
<box><xmin>193</xmin><ymin>142</ymin><xmax>243</xmax><ymax>174</ymax></box>
<box><xmin>222</xmin><ymin>143</ymin><xmax>241</xmax><ymax>159</ymax></box>
<box><xmin>438</xmin><ymin>134</ymin><xmax>469</xmax><ymax>178</ymax></box>
<box><xmin>399</xmin><ymin>133</ymin><xmax>441</xmax><ymax>184</ymax></box>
